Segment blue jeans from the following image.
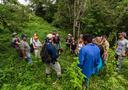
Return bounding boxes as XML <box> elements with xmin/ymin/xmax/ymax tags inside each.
<box><xmin>25</xmin><ymin>52</ymin><xmax>32</xmax><ymax>64</ymax></box>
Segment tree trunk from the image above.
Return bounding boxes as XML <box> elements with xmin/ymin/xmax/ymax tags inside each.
<box><xmin>73</xmin><ymin>0</ymin><xmax>86</xmax><ymax>38</ymax></box>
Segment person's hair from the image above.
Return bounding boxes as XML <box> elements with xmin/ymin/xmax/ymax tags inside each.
<box><xmin>83</xmin><ymin>34</ymin><xmax>93</xmax><ymax>43</ymax></box>
<box><xmin>102</xmin><ymin>35</ymin><xmax>107</xmax><ymax>39</ymax></box>
<box><xmin>21</xmin><ymin>34</ymin><xmax>27</xmax><ymax>40</ymax></box>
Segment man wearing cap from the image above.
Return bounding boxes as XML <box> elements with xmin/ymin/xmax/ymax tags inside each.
<box><xmin>115</xmin><ymin>32</ymin><xmax>128</xmax><ymax>71</ymax></box>
<box><xmin>41</xmin><ymin>34</ymin><xmax>61</xmax><ymax>78</ymax></box>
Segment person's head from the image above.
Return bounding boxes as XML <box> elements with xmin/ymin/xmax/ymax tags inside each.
<box><xmin>52</xmin><ymin>32</ymin><xmax>56</xmax><ymax>35</ymax></box>
<box><xmin>22</xmin><ymin>36</ymin><xmax>27</xmax><ymax>41</ymax></box>
<box><xmin>21</xmin><ymin>34</ymin><xmax>27</xmax><ymax>39</ymax></box>
<box><xmin>72</xmin><ymin>37</ymin><xmax>75</xmax><ymax>40</ymax></box>
<box><xmin>47</xmin><ymin>34</ymin><xmax>53</xmax><ymax>42</ymax></box>
<box><xmin>34</xmin><ymin>32</ymin><xmax>38</xmax><ymax>36</ymax></box>
<box><xmin>101</xmin><ymin>35</ymin><xmax>107</xmax><ymax>41</ymax></box>
<box><xmin>12</xmin><ymin>32</ymin><xmax>18</xmax><ymax>37</ymax></box>
<box><xmin>83</xmin><ymin>34</ymin><xmax>93</xmax><ymax>44</ymax></box>
<box><xmin>79</xmin><ymin>38</ymin><xmax>83</xmax><ymax>44</ymax></box>
<box><xmin>119</xmin><ymin>32</ymin><xmax>126</xmax><ymax>39</ymax></box>
<box><xmin>52</xmin><ymin>34</ymin><xmax>56</xmax><ymax>38</ymax></box>
<box><xmin>92</xmin><ymin>36</ymin><xmax>102</xmax><ymax>45</ymax></box>
<box><xmin>80</xmin><ymin>34</ymin><xmax>83</xmax><ymax>38</ymax></box>
<box><xmin>72</xmin><ymin>39</ymin><xmax>75</xmax><ymax>42</ymax></box>
<box><xmin>34</xmin><ymin>35</ymin><xmax>38</xmax><ymax>41</ymax></box>
<box><xmin>68</xmin><ymin>33</ymin><xmax>72</xmax><ymax>38</ymax></box>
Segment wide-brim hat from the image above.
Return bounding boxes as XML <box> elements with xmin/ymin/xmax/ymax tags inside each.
<box><xmin>12</xmin><ymin>32</ymin><xmax>17</xmax><ymax>36</ymax></box>
<box><xmin>68</xmin><ymin>33</ymin><xmax>72</xmax><ymax>36</ymax></box>
<box><xmin>47</xmin><ymin>34</ymin><xmax>53</xmax><ymax>39</ymax></box>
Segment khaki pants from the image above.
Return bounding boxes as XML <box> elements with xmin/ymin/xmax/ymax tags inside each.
<box><xmin>34</xmin><ymin>49</ymin><xmax>41</xmax><ymax>58</ymax></box>
<box><xmin>45</xmin><ymin>62</ymin><xmax>61</xmax><ymax>77</ymax></box>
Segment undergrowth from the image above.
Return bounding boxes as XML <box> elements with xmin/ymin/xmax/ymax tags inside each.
<box><xmin>0</xmin><ymin>16</ymin><xmax>128</xmax><ymax>90</ymax></box>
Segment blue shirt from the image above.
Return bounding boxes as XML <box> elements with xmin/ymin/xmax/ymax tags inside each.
<box><xmin>46</xmin><ymin>42</ymin><xmax>58</xmax><ymax>62</ymax></box>
<box><xmin>78</xmin><ymin>43</ymin><xmax>100</xmax><ymax>78</ymax></box>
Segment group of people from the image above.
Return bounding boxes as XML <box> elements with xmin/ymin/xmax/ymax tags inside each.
<box><xmin>77</xmin><ymin>32</ymin><xmax>128</xmax><ymax>89</ymax></box>
<box><xmin>11</xmin><ymin>32</ymin><xmax>62</xmax><ymax>79</ymax></box>
<box><xmin>11</xmin><ymin>33</ymin><xmax>33</xmax><ymax>64</ymax></box>
<box><xmin>11</xmin><ymin>31</ymin><xmax>128</xmax><ymax>89</ymax></box>
<box><xmin>66</xmin><ymin>34</ymin><xmax>84</xmax><ymax>55</ymax></box>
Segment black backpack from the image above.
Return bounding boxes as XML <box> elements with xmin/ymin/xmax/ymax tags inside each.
<box><xmin>30</xmin><ymin>44</ymin><xmax>34</xmax><ymax>53</ymax></box>
<box><xmin>40</xmin><ymin>43</ymin><xmax>51</xmax><ymax>63</ymax></box>
<box><xmin>11</xmin><ymin>38</ymin><xmax>20</xmax><ymax>48</ymax></box>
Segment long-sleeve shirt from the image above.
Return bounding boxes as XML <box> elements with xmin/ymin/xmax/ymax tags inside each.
<box><xmin>46</xmin><ymin>42</ymin><xmax>58</xmax><ymax>63</ymax></box>
<box><xmin>78</xmin><ymin>43</ymin><xmax>101</xmax><ymax>78</ymax></box>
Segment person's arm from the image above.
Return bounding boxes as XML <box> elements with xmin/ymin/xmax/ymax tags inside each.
<box><xmin>70</xmin><ymin>44</ymin><xmax>72</xmax><ymax>51</ymax></box>
<box><xmin>59</xmin><ymin>37</ymin><xmax>61</xmax><ymax>48</ymax></box>
<box><xmin>66</xmin><ymin>39</ymin><xmax>68</xmax><ymax>44</ymax></box>
<box><xmin>38</xmin><ymin>39</ymin><xmax>42</xmax><ymax>47</ymax></box>
<box><xmin>30</xmin><ymin>38</ymin><xmax>32</xmax><ymax>44</ymax></box>
<box><xmin>15</xmin><ymin>38</ymin><xmax>21</xmax><ymax>45</ymax></box>
<box><xmin>106</xmin><ymin>41</ymin><xmax>110</xmax><ymax>51</ymax></box>
<box><xmin>95</xmin><ymin>52</ymin><xmax>101</xmax><ymax>68</ymax></box>
<box><xmin>33</xmin><ymin>40</ymin><xmax>37</xmax><ymax>49</ymax></box>
<box><xmin>78</xmin><ymin>48</ymin><xmax>85</xmax><ymax>68</ymax></box>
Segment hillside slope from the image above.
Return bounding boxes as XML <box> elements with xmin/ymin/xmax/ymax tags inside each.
<box><xmin>0</xmin><ymin>16</ymin><xmax>128</xmax><ymax>90</ymax></box>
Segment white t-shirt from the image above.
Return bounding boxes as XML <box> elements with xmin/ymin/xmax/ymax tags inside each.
<box><xmin>116</xmin><ymin>39</ymin><xmax>128</xmax><ymax>56</ymax></box>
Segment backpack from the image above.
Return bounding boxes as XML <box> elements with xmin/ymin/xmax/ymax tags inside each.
<box><xmin>11</xmin><ymin>38</ymin><xmax>20</xmax><ymax>48</ymax></box>
<box><xmin>30</xmin><ymin>44</ymin><xmax>34</xmax><ymax>53</ymax></box>
<box><xmin>11</xmin><ymin>41</ymin><xmax>16</xmax><ymax>48</ymax></box>
<box><xmin>30</xmin><ymin>38</ymin><xmax>34</xmax><ymax>53</ymax></box>
<box><xmin>40</xmin><ymin>43</ymin><xmax>51</xmax><ymax>63</ymax></box>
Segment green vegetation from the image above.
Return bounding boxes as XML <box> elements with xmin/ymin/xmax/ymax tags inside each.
<box><xmin>0</xmin><ymin>15</ymin><xmax>128</xmax><ymax>90</ymax></box>
<box><xmin>0</xmin><ymin>0</ymin><xmax>128</xmax><ymax>90</ymax></box>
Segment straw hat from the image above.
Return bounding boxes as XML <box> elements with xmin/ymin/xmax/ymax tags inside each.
<box><xmin>47</xmin><ymin>34</ymin><xmax>53</xmax><ymax>39</ymax></box>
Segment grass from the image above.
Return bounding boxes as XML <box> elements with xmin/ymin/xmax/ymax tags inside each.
<box><xmin>0</xmin><ymin>16</ymin><xmax>128</xmax><ymax>90</ymax></box>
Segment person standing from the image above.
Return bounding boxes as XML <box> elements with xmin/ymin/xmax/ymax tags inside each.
<box><xmin>66</xmin><ymin>34</ymin><xmax>72</xmax><ymax>49</ymax></box>
<box><xmin>92</xmin><ymin>36</ymin><xmax>104</xmax><ymax>74</ymax></box>
<box><xmin>70</xmin><ymin>39</ymin><xmax>77</xmax><ymax>54</ymax></box>
<box><xmin>76</xmin><ymin>38</ymin><xmax>84</xmax><ymax>55</ymax></box>
<box><xmin>30</xmin><ymin>33</ymin><xmax>42</xmax><ymax>58</ymax></box>
<box><xmin>40</xmin><ymin>34</ymin><xmax>61</xmax><ymax>79</ymax></box>
<box><xmin>55</xmin><ymin>33</ymin><xmax>61</xmax><ymax>50</ymax></box>
<box><xmin>21</xmin><ymin>35</ymin><xmax>32</xmax><ymax>64</ymax></box>
<box><xmin>78</xmin><ymin>34</ymin><xmax>101</xmax><ymax>89</ymax></box>
<box><xmin>115</xmin><ymin>32</ymin><xmax>128</xmax><ymax>72</ymax></box>
<box><xmin>11</xmin><ymin>32</ymin><xmax>22</xmax><ymax>60</ymax></box>
<box><xmin>100</xmin><ymin>35</ymin><xmax>109</xmax><ymax>65</ymax></box>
